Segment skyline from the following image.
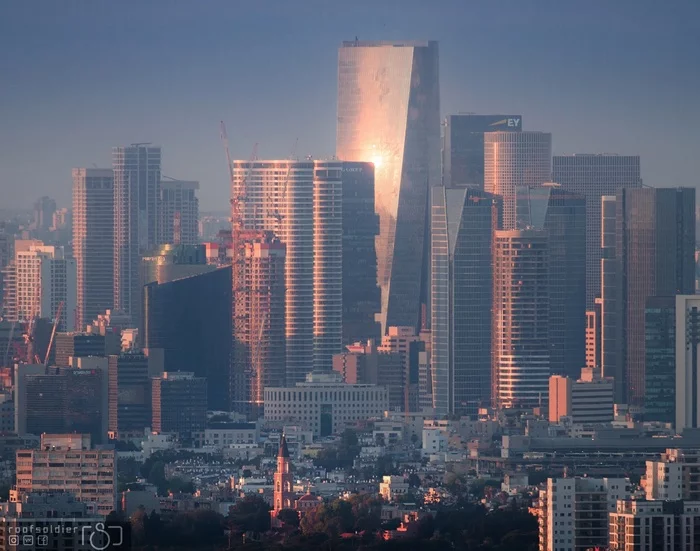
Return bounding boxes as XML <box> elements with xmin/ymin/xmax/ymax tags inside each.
<box><xmin>1</xmin><ymin>0</ymin><xmax>699</xmax><ymax>210</ymax></box>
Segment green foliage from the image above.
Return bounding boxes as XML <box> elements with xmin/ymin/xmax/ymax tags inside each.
<box><xmin>407</xmin><ymin>473</ymin><xmax>421</xmax><ymax>488</ymax></box>
<box><xmin>130</xmin><ymin>509</ymin><xmax>224</xmax><ymax>549</ymax></box>
<box><xmin>276</xmin><ymin>508</ymin><xmax>300</xmax><ymax>528</ymax></box>
<box><xmin>228</xmin><ymin>494</ymin><xmax>271</xmax><ymax>535</ymax></box>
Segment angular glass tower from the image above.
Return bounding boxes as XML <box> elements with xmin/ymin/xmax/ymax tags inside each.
<box><xmin>337</xmin><ymin>40</ymin><xmax>441</xmax><ymax>334</ymax></box>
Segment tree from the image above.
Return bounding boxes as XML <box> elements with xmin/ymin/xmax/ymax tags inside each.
<box><xmin>276</xmin><ymin>508</ymin><xmax>300</xmax><ymax>528</ymax></box>
<box><xmin>228</xmin><ymin>494</ymin><xmax>271</xmax><ymax>536</ymax></box>
<box><xmin>407</xmin><ymin>473</ymin><xmax>421</xmax><ymax>488</ymax></box>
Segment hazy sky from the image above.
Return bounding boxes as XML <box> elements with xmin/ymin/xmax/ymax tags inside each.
<box><xmin>1</xmin><ymin>0</ymin><xmax>698</xmax><ymax>210</ymax></box>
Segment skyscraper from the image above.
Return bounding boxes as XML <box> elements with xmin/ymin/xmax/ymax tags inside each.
<box><xmin>615</xmin><ymin>187</ymin><xmax>695</xmax><ymax>407</ymax></box>
<box><xmin>492</xmin><ymin>229</ymin><xmax>549</xmax><ymax>409</ymax></box>
<box><xmin>151</xmin><ymin>372</ymin><xmax>207</xmax><ymax>445</ymax></box>
<box><xmin>336</xmin><ymin>40</ymin><xmax>441</xmax><ymax>334</ymax></box>
<box><xmin>431</xmin><ymin>187</ymin><xmax>501</xmax><ymax>415</ymax></box>
<box><xmin>158</xmin><ymin>178</ymin><xmax>199</xmax><ymax>245</ymax></box>
<box><xmin>645</xmin><ymin>296</ymin><xmax>676</xmax><ymax>424</ymax></box>
<box><xmin>484</xmin><ymin>131</ymin><xmax>552</xmax><ymax>230</ymax></box>
<box><xmin>113</xmin><ymin>144</ymin><xmax>161</xmax><ymax>325</ymax></box>
<box><xmin>552</xmin><ymin>154</ymin><xmax>642</xmax><ymax>308</ymax></box>
<box><xmin>230</xmin><ymin>231</ymin><xmax>286</xmax><ymax>416</ymax></box>
<box><xmin>515</xmin><ymin>185</ymin><xmax>586</xmax><ymax>378</ymax></box>
<box><xmin>341</xmin><ymin>162</ymin><xmax>380</xmax><ymax>346</ymax></box>
<box><xmin>108</xmin><ymin>351</ymin><xmax>151</xmax><ymax>439</ymax></box>
<box><xmin>72</xmin><ymin>168</ymin><xmax>114</xmax><ymax>330</ymax></box>
<box><xmin>32</xmin><ymin>196</ymin><xmax>56</xmax><ymax>233</ymax></box>
<box><xmin>600</xmin><ymin>196</ymin><xmax>619</xmax><ymax>397</ymax></box>
<box><xmin>443</xmin><ymin>114</ymin><xmax>522</xmax><ymax>189</ymax></box>
<box><xmin>676</xmin><ymin>295</ymin><xmax>700</xmax><ymax>432</ymax></box>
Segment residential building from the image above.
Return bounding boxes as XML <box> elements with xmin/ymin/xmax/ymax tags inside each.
<box><xmin>143</xmin><ymin>265</ymin><xmax>232</xmax><ymax>411</ymax></box>
<box><xmin>492</xmin><ymin>230</ymin><xmax>549</xmax><ymax>409</ymax></box>
<box><xmin>548</xmin><ymin>367</ymin><xmax>614</xmax><ymax>424</ymax></box>
<box><xmin>537</xmin><ymin>477</ymin><xmax>630</xmax><ymax>551</ymax></box>
<box><xmin>113</xmin><ymin>144</ymin><xmax>161</xmax><ymax>325</ymax></box>
<box><xmin>552</xmin><ymin>154</ymin><xmax>642</xmax><ymax>308</ymax></box>
<box><xmin>108</xmin><ymin>352</ymin><xmax>150</xmax><ymax>439</ymax></box>
<box><xmin>379</xmin><ymin>476</ymin><xmax>409</xmax><ymax>502</ymax></box>
<box><xmin>442</xmin><ymin>114</ymin><xmax>522</xmax><ymax>189</ymax></box>
<box><xmin>645</xmin><ymin>296</ymin><xmax>676</xmax><ymax>424</ymax></box>
<box><xmin>515</xmin><ymin>184</ymin><xmax>586</xmax><ymax>378</ymax></box>
<box><xmin>264</xmin><ymin>371</ymin><xmax>389</xmax><ymax>437</ymax></box>
<box><xmin>203</xmin><ymin>422</ymin><xmax>259</xmax><ymax>447</ymax></box>
<box><xmin>15</xmin><ymin>433</ymin><xmax>116</xmax><ymax>516</ymax></box>
<box><xmin>32</xmin><ymin>196</ymin><xmax>56</xmax><ymax>233</ymax></box>
<box><xmin>152</xmin><ymin>372</ymin><xmax>206</xmax><ymax>445</ymax></box>
<box><xmin>609</xmin><ymin>500</ymin><xmax>700</xmax><ymax>551</ymax></box>
<box><xmin>341</xmin><ymin>162</ymin><xmax>380</xmax><ymax>345</ymax></box>
<box><xmin>616</xmin><ymin>188</ymin><xmax>695</xmax><ymax>407</ymax></box>
<box><xmin>72</xmin><ymin>168</ymin><xmax>114</xmax><ymax>330</ymax></box>
<box><xmin>431</xmin><ymin>186</ymin><xmax>501</xmax><ymax>415</ymax></box>
<box><xmin>158</xmin><ymin>178</ymin><xmax>199</xmax><ymax>245</ymax></box>
<box><xmin>336</xmin><ymin>40</ymin><xmax>441</xmax><ymax>334</ymax></box>
<box><xmin>484</xmin><ymin>131</ymin><xmax>552</xmax><ymax>230</ymax></box>
<box><xmin>676</xmin><ymin>295</ymin><xmax>700</xmax><ymax>431</ymax></box>
<box><xmin>646</xmin><ymin>448</ymin><xmax>700</xmax><ymax>501</ymax></box>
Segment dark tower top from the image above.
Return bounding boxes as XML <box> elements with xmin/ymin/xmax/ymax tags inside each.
<box><xmin>278</xmin><ymin>434</ymin><xmax>290</xmax><ymax>458</ymax></box>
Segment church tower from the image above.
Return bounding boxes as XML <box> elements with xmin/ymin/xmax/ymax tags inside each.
<box><xmin>274</xmin><ymin>433</ymin><xmax>293</xmax><ymax>512</ymax></box>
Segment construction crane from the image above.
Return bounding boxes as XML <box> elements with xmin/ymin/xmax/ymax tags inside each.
<box><xmin>231</xmin><ymin>143</ymin><xmax>258</xmax><ymax>233</ymax></box>
<box><xmin>268</xmin><ymin>138</ymin><xmax>298</xmax><ymax>227</ymax></box>
<box><xmin>2</xmin><ymin>320</ymin><xmax>15</xmax><ymax>368</ymax></box>
<box><xmin>44</xmin><ymin>301</ymin><xmax>64</xmax><ymax>367</ymax></box>
<box><xmin>220</xmin><ymin>121</ymin><xmax>234</xmax><ymax>183</ymax></box>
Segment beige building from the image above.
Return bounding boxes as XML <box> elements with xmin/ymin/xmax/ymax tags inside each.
<box><xmin>15</xmin><ymin>434</ymin><xmax>116</xmax><ymax>516</ymax></box>
<box><xmin>379</xmin><ymin>476</ymin><xmax>409</xmax><ymax>502</ymax></box>
<box><xmin>645</xmin><ymin>448</ymin><xmax>700</xmax><ymax>501</ymax></box>
<box><xmin>549</xmin><ymin>367</ymin><xmax>614</xmax><ymax>424</ymax></box>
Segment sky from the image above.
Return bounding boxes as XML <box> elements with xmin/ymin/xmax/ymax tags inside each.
<box><xmin>0</xmin><ymin>0</ymin><xmax>698</xmax><ymax>211</ymax></box>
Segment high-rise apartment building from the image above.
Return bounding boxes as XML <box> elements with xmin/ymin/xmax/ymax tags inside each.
<box><xmin>72</xmin><ymin>168</ymin><xmax>114</xmax><ymax>331</ymax></box>
<box><xmin>615</xmin><ymin>188</ymin><xmax>695</xmax><ymax>407</ymax></box>
<box><xmin>10</xmin><ymin>243</ymin><xmax>76</xmax><ymax>330</ymax></box>
<box><xmin>32</xmin><ymin>196</ymin><xmax>56</xmax><ymax>233</ymax></box>
<box><xmin>515</xmin><ymin>185</ymin><xmax>586</xmax><ymax>378</ymax></box>
<box><xmin>230</xmin><ymin>231</ymin><xmax>286</xmax><ymax>416</ymax></box>
<box><xmin>646</xmin><ymin>448</ymin><xmax>700</xmax><ymax>501</ymax></box>
<box><xmin>15</xmin><ymin>433</ymin><xmax>116</xmax><ymax>517</ymax></box>
<box><xmin>538</xmin><ymin>477</ymin><xmax>630</xmax><ymax>551</ymax></box>
<box><xmin>484</xmin><ymin>131</ymin><xmax>552</xmax><ymax>230</ymax></box>
<box><xmin>431</xmin><ymin>187</ymin><xmax>501</xmax><ymax>415</ymax></box>
<box><xmin>158</xmin><ymin>178</ymin><xmax>199</xmax><ymax>245</ymax></box>
<box><xmin>553</xmin><ymin>154</ymin><xmax>642</xmax><ymax>308</ymax></box>
<box><xmin>340</xmin><ymin>162</ymin><xmax>380</xmax><ymax>346</ymax></box>
<box><xmin>336</xmin><ymin>40</ymin><xmax>441</xmax><ymax>334</ymax></box>
<box><xmin>492</xmin><ymin>230</ymin><xmax>549</xmax><ymax>409</ymax></box>
<box><xmin>442</xmin><ymin>114</ymin><xmax>522</xmax><ymax>189</ymax></box>
<box><xmin>143</xmin><ymin>266</ymin><xmax>232</xmax><ymax>411</ymax></box>
<box><xmin>108</xmin><ymin>352</ymin><xmax>151</xmax><ymax>439</ymax></box>
<box><xmin>644</xmin><ymin>296</ymin><xmax>676</xmax><ymax>424</ymax></box>
<box><xmin>113</xmin><ymin>144</ymin><xmax>161</xmax><ymax>325</ymax></box>
<box><xmin>151</xmin><ymin>372</ymin><xmax>206</xmax><ymax>444</ymax></box>
<box><xmin>676</xmin><ymin>295</ymin><xmax>700</xmax><ymax>432</ymax></box>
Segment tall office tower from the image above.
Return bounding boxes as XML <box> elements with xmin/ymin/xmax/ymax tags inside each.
<box><xmin>143</xmin><ymin>266</ymin><xmax>232</xmax><ymax>411</ymax></box>
<box><xmin>431</xmin><ymin>187</ymin><xmax>501</xmax><ymax>416</ymax></box>
<box><xmin>231</xmin><ymin>160</ymin><xmax>314</xmax><ymax>388</ymax></box>
<box><xmin>336</xmin><ymin>40</ymin><xmax>441</xmax><ymax>335</ymax></box>
<box><xmin>15</xmin><ymin>433</ymin><xmax>116</xmax><ymax>516</ymax></box>
<box><xmin>644</xmin><ymin>296</ymin><xmax>676</xmax><ymax>424</ymax></box>
<box><xmin>113</xmin><ymin>144</ymin><xmax>161</xmax><ymax>325</ymax></box>
<box><xmin>484</xmin><ymin>131</ymin><xmax>552</xmax><ymax>230</ymax></box>
<box><xmin>32</xmin><ymin>196</ymin><xmax>56</xmax><ymax>233</ymax></box>
<box><xmin>230</xmin><ymin>230</ymin><xmax>286</xmax><ymax>416</ymax></box>
<box><xmin>12</xmin><ymin>243</ymin><xmax>76</xmax><ymax>330</ymax></box>
<box><xmin>675</xmin><ymin>295</ymin><xmax>700</xmax><ymax>432</ymax></box>
<box><xmin>141</xmin><ymin>244</ymin><xmax>213</xmax><ymax>290</ymax></box>
<box><xmin>586</xmin><ymin>298</ymin><xmax>603</xmax><ymax>369</ymax></box>
<box><xmin>377</xmin><ymin>326</ymin><xmax>427</xmax><ymax>412</ymax></box>
<box><xmin>616</xmin><ymin>188</ymin><xmax>695</xmax><ymax>407</ymax></box>
<box><xmin>54</xmin><ymin>331</ymin><xmax>106</xmax><ymax>367</ymax></box>
<box><xmin>158</xmin><ymin>178</ymin><xmax>199</xmax><ymax>245</ymax></box>
<box><xmin>553</xmin><ymin>154</ymin><xmax>642</xmax><ymax>308</ymax></box>
<box><xmin>492</xmin><ymin>230</ymin><xmax>549</xmax><ymax>409</ymax></box>
<box><xmin>341</xmin><ymin>162</ymin><xmax>380</xmax><ymax>345</ymax></box>
<box><xmin>442</xmin><ymin>114</ymin><xmax>522</xmax><ymax>189</ymax></box>
<box><xmin>600</xmin><ymin>196</ymin><xmax>619</xmax><ymax>396</ymax></box>
<box><xmin>313</xmin><ymin>161</ymin><xmax>343</xmax><ymax>371</ymax></box>
<box><xmin>108</xmin><ymin>352</ymin><xmax>151</xmax><ymax>439</ymax></box>
<box><xmin>72</xmin><ymin>168</ymin><xmax>114</xmax><ymax>330</ymax></box>
<box><xmin>515</xmin><ymin>185</ymin><xmax>586</xmax><ymax>378</ymax></box>
<box><xmin>151</xmin><ymin>372</ymin><xmax>206</xmax><ymax>445</ymax></box>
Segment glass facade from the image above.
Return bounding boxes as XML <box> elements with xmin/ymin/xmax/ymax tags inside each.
<box><xmin>515</xmin><ymin>185</ymin><xmax>586</xmax><ymax>379</ymax></box>
<box><xmin>443</xmin><ymin>114</ymin><xmax>522</xmax><ymax>189</ymax></box>
<box><xmin>552</xmin><ymin>154</ymin><xmax>642</xmax><ymax>309</ymax></box>
<box><xmin>337</xmin><ymin>41</ymin><xmax>441</xmax><ymax>334</ymax></box>
<box><xmin>143</xmin><ymin>266</ymin><xmax>232</xmax><ymax>410</ymax></box>
<box><xmin>644</xmin><ymin>296</ymin><xmax>675</xmax><ymax>423</ymax></box>
<box><xmin>431</xmin><ymin>187</ymin><xmax>501</xmax><ymax>415</ymax></box>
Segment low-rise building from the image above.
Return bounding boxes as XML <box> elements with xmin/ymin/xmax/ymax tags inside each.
<box><xmin>549</xmin><ymin>367</ymin><xmax>614</xmax><ymax>424</ymax></box>
<box><xmin>379</xmin><ymin>476</ymin><xmax>409</xmax><ymax>502</ymax></box>
<box><xmin>422</xmin><ymin>428</ymin><xmax>447</xmax><ymax>455</ymax></box>
<box><xmin>646</xmin><ymin>448</ymin><xmax>700</xmax><ymax>500</ymax></box>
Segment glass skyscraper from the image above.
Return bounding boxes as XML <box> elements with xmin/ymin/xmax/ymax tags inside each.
<box><xmin>431</xmin><ymin>187</ymin><xmax>501</xmax><ymax>416</ymax></box>
<box><xmin>552</xmin><ymin>154</ymin><xmax>642</xmax><ymax>309</ymax></box>
<box><xmin>644</xmin><ymin>296</ymin><xmax>676</xmax><ymax>424</ymax></box>
<box><xmin>336</xmin><ymin>40</ymin><xmax>441</xmax><ymax>334</ymax></box>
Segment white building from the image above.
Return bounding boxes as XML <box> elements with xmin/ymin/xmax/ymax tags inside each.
<box><xmin>646</xmin><ymin>448</ymin><xmax>700</xmax><ymax>501</ymax></box>
<box><xmin>264</xmin><ymin>371</ymin><xmax>388</xmax><ymax>437</ymax></box>
<box><xmin>379</xmin><ymin>475</ymin><xmax>409</xmax><ymax>502</ymax></box>
<box><xmin>676</xmin><ymin>295</ymin><xmax>700</xmax><ymax>431</ymax></box>
<box><xmin>538</xmin><ymin>477</ymin><xmax>630</xmax><ymax>551</ymax></box>
<box><xmin>203</xmin><ymin>422</ymin><xmax>259</xmax><ymax>448</ymax></box>
<box><xmin>422</xmin><ymin>427</ymin><xmax>447</xmax><ymax>455</ymax></box>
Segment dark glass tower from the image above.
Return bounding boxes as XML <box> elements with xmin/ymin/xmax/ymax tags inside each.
<box><xmin>644</xmin><ymin>296</ymin><xmax>676</xmax><ymax>423</ymax></box>
<box><xmin>615</xmin><ymin>187</ymin><xmax>696</xmax><ymax>407</ymax></box>
<box><xmin>515</xmin><ymin>185</ymin><xmax>586</xmax><ymax>379</ymax></box>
